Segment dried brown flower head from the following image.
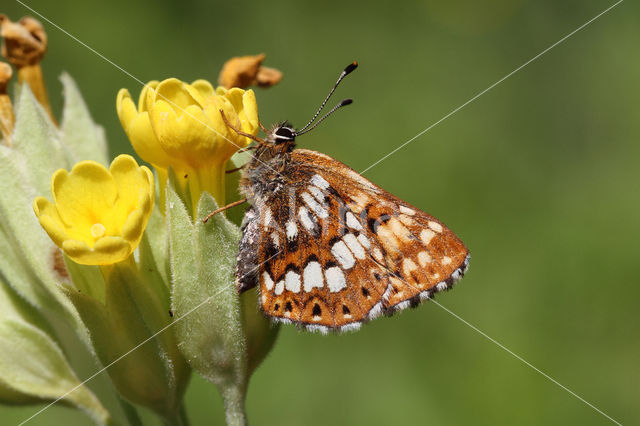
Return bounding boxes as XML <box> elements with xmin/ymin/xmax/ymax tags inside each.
<box><xmin>218</xmin><ymin>53</ymin><xmax>283</xmax><ymax>89</ymax></box>
<box><xmin>0</xmin><ymin>15</ymin><xmax>47</xmax><ymax>68</ymax></box>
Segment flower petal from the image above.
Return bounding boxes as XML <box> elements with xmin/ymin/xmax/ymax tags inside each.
<box><xmin>52</xmin><ymin>164</ymin><xmax>117</xmax><ymax>229</ymax></box>
<box><xmin>154</xmin><ymin>78</ymin><xmax>203</xmax><ymax>112</ymax></box>
<box><xmin>139</xmin><ymin>81</ymin><xmax>159</xmax><ymax>112</ymax></box>
<box><xmin>116</xmin><ymin>89</ymin><xmax>136</xmax><ymax>133</ymax></box>
<box><xmin>190</xmin><ymin>79</ymin><xmax>215</xmax><ymax>100</ymax></box>
<box><xmin>62</xmin><ymin>237</ymin><xmax>131</xmax><ymax>265</ymax></box>
<box><xmin>33</xmin><ymin>197</ymin><xmax>69</xmax><ymax>247</ymax></box>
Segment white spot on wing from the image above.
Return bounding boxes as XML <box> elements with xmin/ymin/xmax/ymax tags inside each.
<box><xmin>376</xmin><ymin>225</ymin><xmax>400</xmax><ymax>253</ymax></box>
<box><xmin>310</xmin><ymin>174</ymin><xmax>330</xmax><ymax>189</ymax></box>
<box><xmin>302</xmin><ymin>192</ymin><xmax>328</xmax><ymax>219</ymax></box>
<box><xmin>343</xmin><ymin>233</ymin><xmax>365</xmax><ymax>259</ymax></box>
<box><xmin>263</xmin><ymin>208</ymin><xmax>273</xmax><ymax>229</ymax></box>
<box><xmin>428</xmin><ymin>221</ymin><xmax>443</xmax><ymax>233</ymax></box>
<box><xmin>345</xmin><ymin>212</ymin><xmax>363</xmax><ymax>230</ymax></box>
<box><xmin>270</xmin><ymin>233</ymin><xmax>280</xmax><ymax>248</ymax></box>
<box><xmin>285</xmin><ymin>220</ymin><xmax>298</xmax><ymax>240</ymax></box>
<box><xmin>306</xmin><ymin>324</ymin><xmax>329</xmax><ymax>334</ymax></box>
<box><xmin>399</xmin><ymin>206</ymin><xmax>415</xmax><ymax>215</ymax></box>
<box><xmin>403</xmin><ymin>258</ymin><xmax>417</xmax><ymax>276</ymax></box>
<box><xmin>373</xmin><ymin>247</ymin><xmax>383</xmax><ymax>262</ymax></box>
<box><xmin>308</xmin><ymin>185</ymin><xmax>326</xmax><ymax>203</ymax></box>
<box><xmin>420</xmin><ymin>229</ymin><xmax>435</xmax><ymax>245</ymax></box>
<box><xmin>442</xmin><ymin>256</ymin><xmax>452</xmax><ymax>265</ymax></box>
<box><xmin>285</xmin><ymin>271</ymin><xmax>301</xmax><ymax>292</ymax></box>
<box><xmin>263</xmin><ymin>272</ymin><xmax>274</xmax><ymax>290</ymax></box>
<box><xmin>326</xmin><ymin>267</ymin><xmax>346</xmax><ymax>292</ymax></box>
<box><xmin>388</xmin><ymin>218</ymin><xmax>412</xmax><ymax>242</ymax></box>
<box><xmin>331</xmin><ymin>240</ymin><xmax>355</xmax><ymax>269</ymax></box>
<box><xmin>418</xmin><ymin>251</ymin><xmax>431</xmax><ymax>267</ymax></box>
<box><xmin>368</xmin><ymin>302</ymin><xmax>383</xmax><ymax>319</ymax></box>
<box><xmin>298</xmin><ymin>207</ymin><xmax>315</xmax><ymax>231</ymax></box>
<box><xmin>399</xmin><ymin>215</ymin><xmax>415</xmax><ymax>227</ymax></box>
<box><xmin>357</xmin><ymin>233</ymin><xmax>371</xmax><ymax>249</ymax></box>
<box><xmin>340</xmin><ymin>323</ymin><xmax>361</xmax><ymax>333</ymax></box>
<box><xmin>394</xmin><ymin>300</ymin><xmax>411</xmax><ymax>311</ymax></box>
<box><xmin>303</xmin><ymin>261</ymin><xmax>323</xmax><ymax>292</ymax></box>
<box><xmin>274</xmin><ymin>280</ymin><xmax>284</xmax><ymax>295</ymax></box>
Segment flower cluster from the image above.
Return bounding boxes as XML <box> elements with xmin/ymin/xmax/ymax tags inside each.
<box><xmin>0</xmin><ymin>13</ymin><xmax>280</xmax><ymax>426</ymax></box>
<box><xmin>117</xmin><ymin>78</ymin><xmax>258</xmax><ymax>214</ymax></box>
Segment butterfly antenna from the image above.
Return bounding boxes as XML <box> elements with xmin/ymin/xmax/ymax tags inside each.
<box><xmin>295</xmin><ymin>99</ymin><xmax>353</xmax><ymax>136</ymax></box>
<box><xmin>296</xmin><ymin>61</ymin><xmax>358</xmax><ymax>133</ymax></box>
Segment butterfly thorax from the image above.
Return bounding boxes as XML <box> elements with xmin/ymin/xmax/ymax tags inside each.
<box><xmin>239</xmin><ymin>122</ymin><xmax>297</xmax><ymax>203</ymax></box>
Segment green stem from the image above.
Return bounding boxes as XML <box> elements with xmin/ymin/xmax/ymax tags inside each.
<box><xmin>221</xmin><ymin>385</ymin><xmax>247</xmax><ymax>426</ymax></box>
<box><xmin>161</xmin><ymin>405</ymin><xmax>190</xmax><ymax>426</ymax></box>
<box><xmin>117</xmin><ymin>396</ymin><xmax>142</xmax><ymax>426</ymax></box>
<box><xmin>179</xmin><ymin>404</ymin><xmax>191</xmax><ymax>426</ymax></box>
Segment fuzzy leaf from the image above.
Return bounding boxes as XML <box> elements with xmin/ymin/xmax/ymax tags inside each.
<box><xmin>0</xmin><ymin>279</ymin><xmax>110</xmax><ymax>424</ymax></box>
<box><xmin>168</xmin><ymin>183</ymin><xmax>246</xmax><ymax>390</ymax></box>
<box><xmin>63</xmin><ymin>261</ymin><xmax>188</xmax><ymax>420</ymax></box>
<box><xmin>0</xmin><ymin>83</ymin><xmax>92</xmax><ymax>346</ymax></box>
<box><xmin>11</xmin><ymin>85</ymin><xmax>66</xmax><ymax>196</ymax></box>
<box><xmin>0</xmin><ymin>147</ymin><xmax>89</xmax><ymax>346</ymax></box>
<box><xmin>59</xmin><ymin>73</ymin><xmax>109</xmax><ymax>165</ymax></box>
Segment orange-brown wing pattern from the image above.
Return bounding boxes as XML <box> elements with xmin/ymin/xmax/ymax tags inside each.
<box><xmin>254</xmin><ymin>149</ymin><xmax>469</xmax><ymax>333</ymax></box>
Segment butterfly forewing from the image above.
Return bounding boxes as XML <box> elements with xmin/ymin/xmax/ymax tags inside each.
<box><xmin>247</xmin><ymin>149</ymin><xmax>469</xmax><ymax>333</ymax></box>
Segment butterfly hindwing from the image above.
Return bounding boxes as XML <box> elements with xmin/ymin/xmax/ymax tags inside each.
<box><xmin>244</xmin><ymin>149</ymin><xmax>469</xmax><ymax>333</ymax></box>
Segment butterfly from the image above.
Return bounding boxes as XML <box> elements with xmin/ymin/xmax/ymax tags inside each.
<box><xmin>211</xmin><ymin>62</ymin><xmax>470</xmax><ymax>333</ymax></box>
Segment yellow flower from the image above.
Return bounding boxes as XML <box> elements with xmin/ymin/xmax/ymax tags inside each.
<box><xmin>116</xmin><ymin>78</ymin><xmax>259</xmax><ymax>214</ymax></box>
<box><xmin>33</xmin><ymin>155</ymin><xmax>154</xmax><ymax>265</ymax></box>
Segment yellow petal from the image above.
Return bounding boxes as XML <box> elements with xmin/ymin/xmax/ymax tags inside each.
<box><xmin>33</xmin><ymin>197</ymin><xmax>69</xmax><ymax>247</ymax></box>
<box><xmin>154</xmin><ymin>78</ymin><xmax>203</xmax><ymax>112</ymax></box>
<box><xmin>110</xmin><ymin>154</ymin><xmax>153</xmax><ymax>219</ymax></box>
<box><xmin>51</xmin><ymin>164</ymin><xmax>117</xmax><ymax>229</ymax></box>
<box><xmin>127</xmin><ymin>111</ymin><xmax>176</xmax><ymax>169</ymax></box>
<box><xmin>120</xmin><ymin>207</ymin><xmax>146</xmax><ymax>245</ymax></box>
<box><xmin>191</xmin><ymin>79</ymin><xmax>215</xmax><ymax>100</ymax></box>
<box><xmin>62</xmin><ymin>237</ymin><xmax>131</xmax><ymax>266</ymax></box>
<box><xmin>223</xmin><ymin>88</ymin><xmax>259</xmax><ymax>144</ymax></box>
<box><xmin>139</xmin><ymin>81</ymin><xmax>159</xmax><ymax>112</ymax></box>
<box><xmin>150</xmin><ymin>100</ymin><xmax>221</xmax><ymax>166</ymax></box>
<box><xmin>203</xmin><ymin>95</ymin><xmax>246</xmax><ymax>158</ymax></box>
<box><xmin>116</xmin><ymin>89</ymin><xmax>137</xmax><ymax>133</ymax></box>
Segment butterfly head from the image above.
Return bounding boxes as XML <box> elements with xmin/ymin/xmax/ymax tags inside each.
<box><xmin>268</xmin><ymin>121</ymin><xmax>297</xmax><ymax>145</ymax></box>
<box><xmin>260</xmin><ymin>61</ymin><xmax>358</xmax><ymax>151</ymax></box>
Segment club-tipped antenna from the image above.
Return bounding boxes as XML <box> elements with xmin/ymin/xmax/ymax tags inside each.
<box><xmin>296</xmin><ymin>61</ymin><xmax>358</xmax><ymax>133</ymax></box>
<box><xmin>296</xmin><ymin>99</ymin><xmax>353</xmax><ymax>136</ymax></box>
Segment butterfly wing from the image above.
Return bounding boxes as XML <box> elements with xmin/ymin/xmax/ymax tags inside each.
<box><xmin>246</xmin><ymin>149</ymin><xmax>469</xmax><ymax>333</ymax></box>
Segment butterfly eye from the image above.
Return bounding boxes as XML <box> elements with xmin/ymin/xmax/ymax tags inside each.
<box><xmin>274</xmin><ymin>126</ymin><xmax>295</xmax><ymax>142</ymax></box>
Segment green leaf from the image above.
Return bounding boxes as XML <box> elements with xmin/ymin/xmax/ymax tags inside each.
<box><xmin>0</xmin><ymin>149</ymin><xmax>90</xmax><ymax>346</ymax></box>
<box><xmin>168</xmin><ymin>184</ymin><xmax>248</xmax><ymax>422</ymax></box>
<box><xmin>0</xmin><ymin>320</ymin><xmax>110</xmax><ymax>425</ymax></box>
<box><xmin>0</xmin><ymin>279</ymin><xmax>110</xmax><ymax>425</ymax></box>
<box><xmin>63</xmin><ymin>259</ymin><xmax>189</xmax><ymax>421</ymax></box>
<box><xmin>59</xmin><ymin>73</ymin><xmax>109</xmax><ymax>165</ymax></box>
<box><xmin>0</xmin><ymin>84</ymin><xmax>91</xmax><ymax>346</ymax></box>
<box><xmin>11</xmin><ymin>85</ymin><xmax>66</xmax><ymax>196</ymax></box>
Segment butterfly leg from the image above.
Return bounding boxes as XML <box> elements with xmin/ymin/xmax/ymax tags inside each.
<box><xmin>225</xmin><ymin>164</ymin><xmax>246</xmax><ymax>174</ymax></box>
<box><xmin>202</xmin><ymin>198</ymin><xmax>247</xmax><ymax>223</ymax></box>
<box><xmin>237</xmin><ymin>146</ymin><xmax>257</xmax><ymax>154</ymax></box>
<box><xmin>219</xmin><ymin>110</ymin><xmax>268</xmax><ymax>145</ymax></box>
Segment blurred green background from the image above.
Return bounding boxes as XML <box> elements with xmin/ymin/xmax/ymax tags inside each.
<box><xmin>2</xmin><ymin>0</ymin><xmax>638</xmax><ymax>424</ymax></box>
